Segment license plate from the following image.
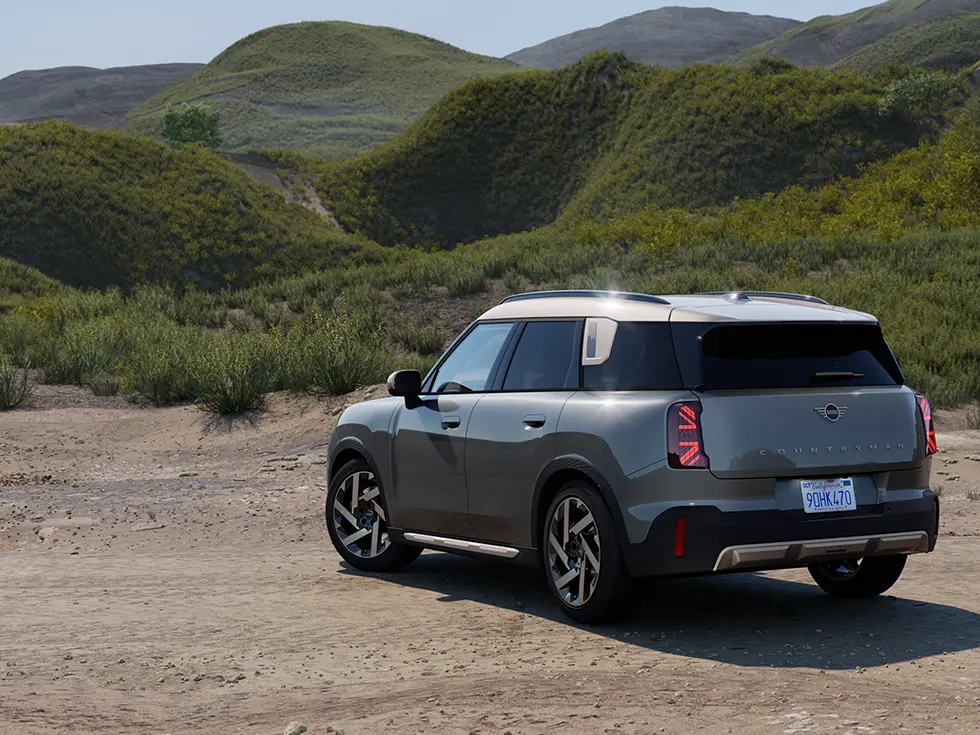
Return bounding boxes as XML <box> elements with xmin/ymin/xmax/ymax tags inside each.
<box><xmin>801</xmin><ymin>478</ymin><xmax>856</xmax><ymax>514</ymax></box>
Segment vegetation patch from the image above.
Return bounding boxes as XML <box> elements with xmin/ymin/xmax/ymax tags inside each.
<box><xmin>126</xmin><ymin>22</ymin><xmax>517</xmax><ymax>156</ymax></box>
<box><xmin>283</xmin><ymin>55</ymin><xmax>929</xmax><ymax>247</ymax></box>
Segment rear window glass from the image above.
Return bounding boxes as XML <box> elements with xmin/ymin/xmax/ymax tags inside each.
<box><xmin>583</xmin><ymin>323</ymin><xmax>683</xmax><ymax>391</ymax></box>
<box><xmin>503</xmin><ymin>321</ymin><xmax>579</xmax><ymax>391</ymax></box>
<box><xmin>677</xmin><ymin>323</ymin><xmax>903</xmax><ymax>390</ymax></box>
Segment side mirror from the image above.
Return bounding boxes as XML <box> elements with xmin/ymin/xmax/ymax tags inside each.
<box><xmin>387</xmin><ymin>370</ymin><xmax>422</xmax><ymax>398</ymax></box>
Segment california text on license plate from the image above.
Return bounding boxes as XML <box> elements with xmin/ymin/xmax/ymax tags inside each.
<box><xmin>801</xmin><ymin>478</ymin><xmax>856</xmax><ymax>514</ymax></box>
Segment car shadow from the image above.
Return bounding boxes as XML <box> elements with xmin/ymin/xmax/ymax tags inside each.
<box><xmin>340</xmin><ymin>552</ymin><xmax>980</xmax><ymax>669</ymax></box>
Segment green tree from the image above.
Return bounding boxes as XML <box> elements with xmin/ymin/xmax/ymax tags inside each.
<box><xmin>878</xmin><ymin>72</ymin><xmax>965</xmax><ymax>133</ymax></box>
<box><xmin>161</xmin><ymin>103</ymin><xmax>223</xmax><ymax>149</ymax></box>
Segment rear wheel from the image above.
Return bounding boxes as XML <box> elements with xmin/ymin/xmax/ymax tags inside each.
<box><xmin>326</xmin><ymin>458</ymin><xmax>421</xmax><ymax>572</ymax></box>
<box><xmin>543</xmin><ymin>483</ymin><xmax>631</xmax><ymax>624</ymax></box>
<box><xmin>808</xmin><ymin>554</ymin><xmax>908</xmax><ymax>598</ymax></box>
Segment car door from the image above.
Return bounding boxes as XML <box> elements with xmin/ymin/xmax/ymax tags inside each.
<box><xmin>389</xmin><ymin>321</ymin><xmax>518</xmax><ymax>537</ymax></box>
<box><xmin>465</xmin><ymin>320</ymin><xmax>582</xmax><ymax>547</ymax></box>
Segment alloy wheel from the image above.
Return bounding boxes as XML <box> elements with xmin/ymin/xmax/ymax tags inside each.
<box><xmin>332</xmin><ymin>470</ymin><xmax>390</xmax><ymax>558</ymax></box>
<box><xmin>819</xmin><ymin>558</ymin><xmax>862</xmax><ymax>579</ymax></box>
<box><xmin>547</xmin><ymin>496</ymin><xmax>601</xmax><ymax>607</ymax></box>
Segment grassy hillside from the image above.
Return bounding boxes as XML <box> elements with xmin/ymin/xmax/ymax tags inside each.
<box><xmin>835</xmin><ymin>13</ymin><xmax>980</xmax><ymax>72</ymax></box>
<box><xmin>0</xmin><ymin>121</ymin><xmax>367</xmax><ymax>290</ymax></box>
<box><xmin>282</xmin><ymin>54</ymin><xmax>923</xmax><ymax>247</ymax></box>
<box><xmin>125</xmin><ymin>22</ymin><xmax>517</xmax><ymax>157</ymax></box>
<box><xmin>0</xmin><ymin>64</ymin><xmax>203</xmax><ymax>129</ymax></box>
<box><xmin>731</xmin><ymin>0</ymin><xmax>980</xmax><ymax>68</ymax></box>
<box><xmin>3</xmin><ymin>103</ymin><xmax>980</xmax><ymax>409</ymax></box>
<box><xmin>506</xmin><ymin>7</ymin><xmax>798</xmax><ymax>68</ymax></box>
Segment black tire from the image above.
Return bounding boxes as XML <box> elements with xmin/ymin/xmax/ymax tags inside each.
<box><xmin>325</xmin><ymin>458</ymin><xmax>421</xmax><ymax>573</ymax></box>
<box><xmin>808</xmin><ymin>554</ymin><xmax>908</xmax><ymax>598</ymax></box>
<box><xmin>542</xmin><ymin>482</ymin><xmax>632</xmax><ymax>624</ymax></box>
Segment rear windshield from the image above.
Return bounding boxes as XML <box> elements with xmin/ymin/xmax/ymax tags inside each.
<box><xmin>672</xmin><ymin>322</ymin><xmax>904</xmax><ymax>390</ymax></box>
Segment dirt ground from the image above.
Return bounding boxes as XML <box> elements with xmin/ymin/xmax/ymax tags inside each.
<box><xmin>1</xmin><ymin>386</ymin><xmax>979</xmax><ymax>735</ymax></box>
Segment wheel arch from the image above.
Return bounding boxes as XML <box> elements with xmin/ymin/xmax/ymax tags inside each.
<box><xmin>531</xmin><ymin>457</ymin><xmax>628</xmax><ymax>551</ymax></box>
<box><xmin>329</xmin><ymin>437</ymin><xmax>382</xmax><ymax>486</ymax></box>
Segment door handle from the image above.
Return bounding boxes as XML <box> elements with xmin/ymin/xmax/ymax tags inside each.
<box><xmin>523</xmin><ymin>414</ymin><xmax>546</xmax><ymax>429</ymax></box>
<box><xmin>441</xmin><ymin>416</ymin><xmax>461</xmax><ymax>430</ymax></box>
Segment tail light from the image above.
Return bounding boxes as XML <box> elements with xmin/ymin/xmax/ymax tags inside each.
<box><xmin>915</xmin><ymin>393</ymin><xmax>938</xmax><ymax>456</ymax></box>
<box><xmin>668</xmin><ymin>401</ymin><xmax>709</xmax><ymax>469</ymax></box>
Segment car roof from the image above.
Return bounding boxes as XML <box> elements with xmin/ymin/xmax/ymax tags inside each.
<box><xmin>478</xmin><ymin>290</ymin><xmax>877</xmax><ymax>323</ymax></box>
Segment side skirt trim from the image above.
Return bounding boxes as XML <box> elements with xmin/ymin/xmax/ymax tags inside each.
<box><xmin>402</xmin><ymin>532</ymin><xmax>520</xmax><ymax>559</ymax></box>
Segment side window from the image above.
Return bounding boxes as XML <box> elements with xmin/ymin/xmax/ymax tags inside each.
<box><xmin>503</xmin><ymin>321</ymin><xmax>579</xmax><ymax>391</ymax></box>
<box><xmin>583</xmin><ymin>322</ymin><xmax>682</xmax><ymax>391</ymax></box>
<box><xmin>430</xmin><ymin>322</ymin><xmax>515</xmax><ymax>394</ymax></box>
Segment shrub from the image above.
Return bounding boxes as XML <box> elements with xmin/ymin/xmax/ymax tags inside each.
<box><xmin>87</xmin><ymin>374</ymin><xmax>122</xmax><ymax>397</ymax></box>
<box><xmin>286</xmin><ymin>313</ymin><xmax>390</xmax><ymax>396</ymax></box>
<box><xmin>122</xmin><ymin>321</ymin><xmax>202</xmax><ymax>405</ymax></box>
<box><xmin>193</xmin><ymin>330</ymin><xmax>281</xmax><ymax>414</ymax></box>
<box><xmin>161</xmin><ymin>103</ymin><xmax>223</xmax><ymax>150</ymax></box>
<box><xmin>390</xmin><ymin>320</ymin><xmax>446</xmax><ymax>356</ymax></box>
<box><xmin>0</xmin><ymin>354</ymin><xmax>31</xmax><ymax>410</ymax></box>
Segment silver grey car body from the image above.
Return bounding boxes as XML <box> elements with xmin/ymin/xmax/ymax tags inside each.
<box><xmin>327</xmin><ymin>290</ymin><xmax>938</xmax><ymax>588</ymax></box>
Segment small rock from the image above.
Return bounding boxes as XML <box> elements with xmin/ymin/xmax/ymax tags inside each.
<box><xmin>284</xmin><ymin>723</ymin><xmax>308</xmax><ymax>735</ymax></box>
<box><xmin>233</xmin><ymin>673</ymin><xmax>246</xmax><ymax>682</ymax></box>
<box><xmin>117</xmin><ymin>658</ymin><xmax>126</xmax><ymax>664</ymax></box>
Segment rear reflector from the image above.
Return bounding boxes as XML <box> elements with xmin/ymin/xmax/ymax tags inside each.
<box><xmin>915</xmin><ymin>393</ymin><xmax>938</xmax><ymax>456</ymax></box>
<box><xmin>673</xmin><ymin>515</ymin><xmax>687</xmax><ymax>558</ymax></box>
<box><xmin>667</xmin><ymin>401</ymin><xmax>709</xmax><ymax>469</ymax></box>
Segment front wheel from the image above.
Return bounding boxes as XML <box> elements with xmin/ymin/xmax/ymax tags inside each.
<box><xmin>808</xmin><ymin>554</ymin><xmax>908</xmax><ymax>598</ymax></box>
<box><xmin>543</xmin><ymin>483</ymin><xmax>631</xmax><ymax>624</ymax></box>
<box><xmin>326</xmin><ymin>458</ymin><xmax>421</xmax><ymax>572</ymax></box>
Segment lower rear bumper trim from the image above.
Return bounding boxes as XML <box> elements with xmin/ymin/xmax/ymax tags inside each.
<box><xmin>713</xmin><ymin>531</ymin><xmax>929</xmax><ymax>571</ymax></box>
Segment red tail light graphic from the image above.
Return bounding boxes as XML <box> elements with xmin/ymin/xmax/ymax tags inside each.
<box><xmin>916</xmin><ymin>393</ymin><xmax>938</xmax><ymax>456</ymax></box>
<box><xmin>668</xmin><ymin>401</ymin><xmax>709</xmax><ymax>469</ymax></box>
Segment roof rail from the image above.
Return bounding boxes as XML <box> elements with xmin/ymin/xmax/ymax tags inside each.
<box><xmin>699</xmin><ymin>290</ymin><xmax>830</xmax><ymax>306</ymax></box>
<box><xmin>500</xmin><ymin>290</ymin><xmax>671</xmax><ymax>306</ymax></box>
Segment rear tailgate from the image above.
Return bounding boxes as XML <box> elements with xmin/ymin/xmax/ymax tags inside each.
<box><xmin>698</xmin><ymin>387</ymin><xmax>919</xmax><ymax>479</ymax></box>
<box><xmin>669</xmin><ymin>319</ymin><xmax>924</xmax><ymax>480</ymax></box>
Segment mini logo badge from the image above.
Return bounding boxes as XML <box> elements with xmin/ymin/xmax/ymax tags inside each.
<box><xmin>815</xmin><ymin>404</ymin><xmax>847</xmax><ymax>422</ymax></box>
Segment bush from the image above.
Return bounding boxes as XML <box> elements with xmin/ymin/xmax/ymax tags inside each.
<box><xmin>0</xmin><ymin>354</ymin><xmax>31</xmax><ymax>410</ymax></box>
<box><xmin>161</xmin><ymin>103</ymin><xmax>223</xmax><ymax>149</ymax></box>
<box><xmin>193</xmin><ymin>330</ymin><xmax>281</xmax><ymax>414</ymax></box>
<box><xmin>286</xmin><ymin>313</ymin><xmax>390</xmax><ymax>396</ymax></box>
<box><xmin>87</xmin><ymin>374</ymin><xmax>122</xmax><ymax>397</ymax></box>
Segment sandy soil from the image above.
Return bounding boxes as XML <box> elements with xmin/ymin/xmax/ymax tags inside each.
<box><xmin>1</xmin><ymin>386</ymin><xmax>979</xmax><ymax>735</ymax></box>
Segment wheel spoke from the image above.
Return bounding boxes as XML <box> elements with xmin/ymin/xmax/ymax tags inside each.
<box><xmin>578</xmin><ymin>555</ymin><xmax>587</xmax><ymax>602</ymax></box>
<box><xmin>556</xmin><ymin>567</ymin><xmax>580</xmax><ymax>590</ymax></box>
<box><xmin>349</xmin><ymin>474</ymin><xmax>359</xmax><ymax>515</ymax></box>
<box><xmin>370</xmin><ymin>521</ymin><xmax>380</xmax><ymax>557</ymax></box>
<box><xmin>549</xmin><ymin>532</ymin><xmax>569</xmax><ymax>566</ymax></box>
<box><xmin>340</xmin><ymin>527</ymin><xmax>371</xmax><ymax>547</ymax></box>
<box><xmin>370</xmin><ymin>500</ymin><xmax>387</xmax><ymax>522</ymax></box>
<box><xmin>562</xmin><ymin>499</ymin><xmax>570</xmax><ymax>545</ymax></box>
<box><xmin>362</xmin><ymin>487</ymin><xmax>381</xmax><ymax>503</ymax></box>
<box><xmin>581</xmin><ymin>537</ymin><xmax>600</xmax><ymax>571</ymax></box>
<box><xmin>570</xmin><ymin>513</ymin><xmax>594</xmax><ymax>536</ymax></box>
<box><xmin>334</xmin><ymin>501</ymin><xmax>358</xmax><ymax>527</ymax></box>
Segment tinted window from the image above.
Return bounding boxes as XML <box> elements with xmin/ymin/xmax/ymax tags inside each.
<box><xmin>503</xmin><ymin>321</ymin><xmax>579</xmax><ymax>391</ymax></box>
<box><xmin>583</xmin><ymin>322</ymin><xmax>683</xmax><ymax>391</ymax></box>
<box><xmin>430</xmin><ymin>322</ymin><xmax>515</xmax><ymax>393</ymax></box>
<box><xmin>687</xmin><ymin>323</ymin><xmax>903</xmax><ymax>390</ymax></box>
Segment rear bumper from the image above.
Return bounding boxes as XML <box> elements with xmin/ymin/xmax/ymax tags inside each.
<box><xmin>623</xmin><ymin>492</ymin><xmax>939</xmax><ymax>578</ymax></box>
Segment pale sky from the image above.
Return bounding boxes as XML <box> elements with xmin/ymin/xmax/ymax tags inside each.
<box><xmin>0</xmin><ymin>0</ymin><xmax>873</xmax><ymax>80</ymax></box>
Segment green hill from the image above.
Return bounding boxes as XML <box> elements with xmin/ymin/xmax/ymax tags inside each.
<box><xmin>0</xmin><ymin>121</ymin><xmax>365</xmax><ymax>290</ymax></box>
<box><xmin>285</xmin><ymin>54</ymin><xmax>922</xmax><ymax>247</ymax></box>
<box><xmin>731</xmin><ymin>0</ymin><xmax>980</xmax><ymax>68</ymax></box>
<box><xmin>834</xmin><ymin>13</ymin><xmax>980</xmax><ymax>72</ymax></box>
<box><xmin>125</xmin><ymin>22</ymin><xmax>517</xmax><ymax>157</ymax></box>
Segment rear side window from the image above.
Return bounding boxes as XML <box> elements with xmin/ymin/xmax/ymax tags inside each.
<box><xmin>583</xmin><ymin>322</ymin><xmax>683</xmax><ymax>391</ymax></box>
<box><xmin>503</xmin><ymin>321</ymin><xmax>579</xmax><ymax>391</ymax></box>
<box><xmin>677</xmin><ymin>322</ymin><xmax>903</xmax><ymax>390</ymax></box>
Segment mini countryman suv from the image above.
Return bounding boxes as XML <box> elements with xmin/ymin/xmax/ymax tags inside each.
<box><xmin>325</xmin><ymin>290</ymin><xmax>939</xmax><ymax>623</ymax></box>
